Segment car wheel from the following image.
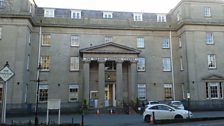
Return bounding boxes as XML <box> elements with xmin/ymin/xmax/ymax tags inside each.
<box><xmin>175</xmin><ymin>115</ymin><xmax>183</xmax><ymax>119</ymax></box>
<box><xmin>144</xmin><ymin>115</ymin><xmax>151</xmax><ymax>123</ymax></box>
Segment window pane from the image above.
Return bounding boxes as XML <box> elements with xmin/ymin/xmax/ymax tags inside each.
<box><xmin>105</xmin><ymin>36</ymin><xmax>112</xmax><ymax>43</ymax></box>
<box><xmin>208</xmin><ymin>54</ymin><xmax>216</xmax><ymax>69</ymax></box>
<box><xmin>137</xmin><ymin>37</ymin><xmax>144</xmax><ymax>48</ymax></box>
<box><xmin>42</xmin><ymin>34</ymin><xmax>51</xmax><ymax>46</ymax></box>
<box><xmin>162</xmin><ymin>38</ymin><xmax>169</xmax><ymax>48</ymax></box>
<box><xmin>164</xmin><ymin>84</ymin><xmax>172</xmax><ymax>100</ymax></box>
<box><xmin>137</xmin><ymin>58</ymin><xmax>145</xmax><ymax>71</ymax></box>
<box><xmin>138</xmin><ymin>84</ymin><xmax>146</xmax><ymax>100</ymax></box>
<box><xmin>39</xmin><ymin>85</ymin><xmax>48</xmax><ymax>102</ymax></box>
<box><xmin>41</xmin><ymin>56</ymin><xmax>50</xmax><ymax>71</ymax></box>
<box><xmin>163</xmin><ymin>58</ymin><xmax>171</xmax><ymax>71</ymax></box>
<box><xmin>69</xmin><ymin>84</ymin><xmax>79</xmax><ymax>102</ymax></box>
<box><xmin>204</xmin><ymin>7</ymin><xmax>211</xmax><ymax>17</ymax></box>
<box><xmin>206</xmin><ymin>32</ymin><xmax>213</xmax><ymax>44</ymax></box>
<box><xmin>70</xmin><ymin>57</ymin><xmax>79</xmax><ymax>71</ymax></box>
<box><xmin>71</xmin><ymin>35</ymin><xmax>80</xmax><ymax>46</ymax></box>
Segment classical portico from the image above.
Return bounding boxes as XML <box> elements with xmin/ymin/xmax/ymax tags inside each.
<box><xmin>80</xmin><ymin>42</ymin><xmax>140</xmax><ymax>108</ymax></box>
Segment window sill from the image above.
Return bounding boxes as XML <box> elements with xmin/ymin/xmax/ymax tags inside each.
<box><xmin>70</xmin><ymin>70</ymin><xmax>79</xmax><ymax>72</ymax></box>
<box><xmin>41</xmin><ymin>70</ymin><xmax>50</xmax><ymax>72</ymax></box>
<box><xmin>208</xmin><ymin>68</ymin><xmax>217</xmax><ymax>70</ymax></box>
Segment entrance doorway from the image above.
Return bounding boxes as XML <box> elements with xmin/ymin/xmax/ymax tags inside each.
<box><xmin>105</xmin><ymin>83</ymin><xmax>116</xmax><ymax>107</ymax></box>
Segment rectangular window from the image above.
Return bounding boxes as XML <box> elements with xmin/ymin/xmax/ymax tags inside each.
<box><xmin>177</xmin><ymin>11</ymin><xmax>182</xmax><ymax>21</ymax></box>
<box><xmin>103</xmin><ymin>12</ymin><xmax>113</xmax><ymax>19</ymax></box>
<box><xmin>208</xmin><ymin>54</ymin><xmax>216</xmax><ymax>69</ymax></box>
<box><xmin>39</xmin><ymin>85</ymin><xmax>48</xmax><ymax>102</ymax></box>
<box><xmin>157</xmin><ymin>14</ymin><xmax>166</xmax><ymax>22</ymax></box>
<box><xmin>40</xmin><ymin>56</ymin><xmax>50</xmax><ymax>71</ymax></box>
<box><xmin>163</xmin><ymin>58</ymin><xmax>171</xmax><ymax>71</ymax></box>
<box><xmin>28</xmin><ymin>31</ymin><xmax>31</xmax><ymax>45</ymax></box>
<box><xmin>44</xmin><ymin>9</ymin><xmax>55</xmax><ymax>17</ymax></box>
<box><xmin>206</xmin><ymin>32</ymin><xmax>214</xmax><ymax>44</ymax></box>
<box><xmin>207</xmin><ymin>82</ymin><xmax>223</xmax><ymax>99</ymax></box>
<box><xmin>137</xmin><ymin>57</ymin><xmax>145</xmax><ymax>71</ymax></box>
<box><xmin>137</xmin><ymin>37</ymin><xmax>144</xmax><ymax>48</ymax></box>
<box><xmin>137</xmin><ymin>84</ymin><xmax>146</xmax><ymax>100</ymax></box>
<box><xmin>70</xmin><ymin>57</ymin><xmax>79</xmax><ymax>71</ymax></box>
<box><xmin>162</xmin><ymin>38</ymin><xmax>169</xmax><ymax>48</ymax></box>
<box><xmin>178</xmin><ymin>37</ymin><xmax>182</xmax><ymax>48</ymax></box>
<box><xmin>0</xmin><ymin>27</ymin><xmax>2</xmax><ymax>39</ymax></box>
<box><xmin>133</xmin><ymin>13</ymin><xmax>143</xmax><ymax>21</ymax></box>
<box><xmin>104</xmin><ymin>36</ymin><xmax>113</xmax><ymax>43</ymax></box>
<box><xmin>71</xmin><ymin>10</ymin><xmax>81</xmax><ymax>19</ymax></box>
<box><xmin>204</xmin><ymin>7</ymin><xmax>211</xmax><ymax>17</ymax></box>
<box><xmin>164</xmin><ymin>84</ymin><xmax>172</xmax><ymax>100</ymax></box>
<box><xmin>69</xmin><ymin>84</ymin><xmax>79</xmax><ymax>102</ymax></box>
<box><xmin>71</xmin><ymin>35</ymin><xmax>80</xmax><ymax>47</ymax></box>
<box><xmin>42</xmin><ymin>34</ymin><xmax>51</xmax><ymax>46</ymax></box>
<box><xmin>180</xmin><ymin>57</ymin><xmax>184</xmax><ymax>71</ymax></box>
<box><xmin>0</xmin><ymin>0</ymin><xmax>4</xmax><ymax>8</ymax></box>
<box><xmin>0</xmin><ymin>84</ymin><xmax>2</xmax><ymax>102</ymax></box>
<box><xmin>27</xmin><ymin>55</ymin><xmax>30</xmax><ymax>70</ymax></box>
<box><xmin>209</xmin><ymin>83</ymin><xmax>218</xmax><ymax>99</ymax></box>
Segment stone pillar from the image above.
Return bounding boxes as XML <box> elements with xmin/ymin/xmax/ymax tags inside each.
<box><xmin>129</xmin><ymin>61</ymin><xmax>137</xmax><ymax>102</ymax></box>
<box><xmin>83</xmin><ymin>60</ymin><xmax>90</xmax><ymax>105</ymax></box>
<box><xmin>116</xmin><ymin>60</ymin><xmax>123</xmax><ymax>107</ymax></box>
<box><xmin>98</xmin><ymin>60</ymin><xmax>105</xmax><ymax>108</ymax></box>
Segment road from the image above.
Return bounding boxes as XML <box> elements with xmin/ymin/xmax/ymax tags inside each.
<box><xmin>5</xmin><ymin>111</ymin><xmax>224</xmax><ymax>126</ymax></box>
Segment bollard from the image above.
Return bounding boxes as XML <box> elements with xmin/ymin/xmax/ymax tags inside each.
<box><xmin>96</xmin><ymin>109</ymin><xmax>100</xmax><ymax>116</ymax></box>
<box><xmin>152</xmin><ymin>111</ymin><xmax>155</xmax><ymax>124</ymax></box>
<box><xmin>109</xmin><ymin>109</ymin><xmax>113</xmax><ymax>115</ymax></box>
<box><xmin>72</xmin><ymin>117</ymin><xmax>74</xmax><ymax>124</ymax></box>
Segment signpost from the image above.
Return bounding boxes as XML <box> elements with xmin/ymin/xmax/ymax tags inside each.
<box><xmin>0</xmin><ymin>62</ymin><xmax>15</xmax><ymax>124</ymax></box>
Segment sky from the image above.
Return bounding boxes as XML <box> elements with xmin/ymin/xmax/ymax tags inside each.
<box><xmin>35</xmin><ymin>0</ymin><xmax>181</xmax><ymax>13</ymax></box>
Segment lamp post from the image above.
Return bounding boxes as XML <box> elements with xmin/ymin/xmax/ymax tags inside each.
<box><xmin>35</xmin><ymin>63</ymin><xmax>41</xmax><ymax>126</ymax></box>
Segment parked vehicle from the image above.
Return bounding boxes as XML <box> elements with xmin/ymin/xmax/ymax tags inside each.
<box><xmin>143</xmin><ymin>104</ymin><xmax>192</xmax><ymax>123</ymax></box>
<box><xmin>144</xmin><ymin>101</ymin><xmax>159</xmax><ymax>107</ymax></box>
<box><xmin>169</xmin><ymin>101</ymin><xmax>185</xmax><ymax>110</ymax></box>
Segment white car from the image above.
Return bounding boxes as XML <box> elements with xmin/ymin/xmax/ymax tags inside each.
<box><xmin>170</xmin><ymin>101</ymin><xmax>185</xmax><ymax>110</ymax></box>
<box><xmin>143</xmin><ymin>104</ymin><xmax>192</xmax><ymax>122</ymax></box>
<box><xmin>144</xmin><ymin>101</ymin><xmax>159</xmax><ymax>107</ymax></box>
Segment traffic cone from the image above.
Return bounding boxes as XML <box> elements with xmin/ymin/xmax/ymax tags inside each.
<box><xmin>96</xmin><ymin>109</ymin><xmax>100</xmax><ymax>116</ymax></box>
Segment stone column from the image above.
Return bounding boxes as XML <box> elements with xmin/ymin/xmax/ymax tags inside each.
<box><xmin>83</xmin><ymin>60</ymin><xmax>90</xmax><ymax>105</ymax></box>
<box><xmin>129</xmin><ymin>60</ymin><xmax>137</xmax><ymax>102</ymax></box>
<box><xmin>116</xmin><ymin>60</ymin><xmax>123</xmax><ymax>107</ymax></box>
<box><xmin>98</xmin><ymin>60</ymin><xmax>105</xmax><ymax>108</ymax></box>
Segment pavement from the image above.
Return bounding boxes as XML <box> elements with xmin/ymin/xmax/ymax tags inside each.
<box><xmin>5</xmin><ymin>111</ymin><xmax>224</xmax><ymax>126</ymax></box>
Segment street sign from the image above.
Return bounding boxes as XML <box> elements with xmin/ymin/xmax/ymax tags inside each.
<box><xmin>0</xmin><ymin>66</ymin><xmax>15</xmax><ymax>81</ymax></box>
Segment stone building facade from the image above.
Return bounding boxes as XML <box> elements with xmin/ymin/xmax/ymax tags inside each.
<box><xmin>1</xmin><ymin>0</ymin><xmax>224</xmax><ymax>112</ymax></box>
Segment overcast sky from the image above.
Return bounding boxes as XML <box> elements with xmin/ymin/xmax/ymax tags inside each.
<box><xmin>35</xmin><ymin>0</ymin><xmax>181</xmax><ymax>13</ymax></box>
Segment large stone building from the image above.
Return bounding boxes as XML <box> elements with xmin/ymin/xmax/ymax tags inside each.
<box><xmin>0</xmin><ymin>0</ymin><xmax>224</xmax><ymax>112</ymax></box>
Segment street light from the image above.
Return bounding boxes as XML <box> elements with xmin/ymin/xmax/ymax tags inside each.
<box><xmin>35</xmin><ymin>63</ymin><xmax>41</xmax><ymax>126</ymax></box>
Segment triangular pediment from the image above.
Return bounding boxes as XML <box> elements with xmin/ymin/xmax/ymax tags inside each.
<box><xmin>80</xmin><ymin>42</ymin><xmax>141</xmax><ymax>56</ymax></box>
<box><xmin>202</xmin><ymin>74</ymin><xmax>224</xmax><ymax>80</ymax></box>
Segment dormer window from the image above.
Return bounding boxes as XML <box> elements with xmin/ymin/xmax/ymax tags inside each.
<box><xmin>44</xmin><ymin>9</ymin><xmax>55</xmax><ymax>17</ymax></box>
<box><xmin>103</xmin><ymin>12</ymin><xmax>113</xmax><ymax>19</ymax></box>
<box><xmin>71</xmin><ymin>10</ymin><xmax>81</xmax><ymax>19</ymax></box>
<box><xmin>157</xmin><ymin>14</ymin><xmax>166</xmax><ymax>22</ymax></box>
<box><xmin>0</xmin><ymin>0</ymin><xmax>4</xmax><ymax>8</ymax></box>
<box><xmin>204</xmin><ymin>7</ymin><xmax>211</xmax><ymax>17</ymax></box>
<box><xmin>133</xmin><ymin>13</ymin><xmax>143</xmax><ymax>21</ymax></box>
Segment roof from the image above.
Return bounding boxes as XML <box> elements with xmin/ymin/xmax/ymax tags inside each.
<box><xmin>79</xmin><ymin>42</ymin><xmax>141</xmax><ymax>56</ymax></box>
